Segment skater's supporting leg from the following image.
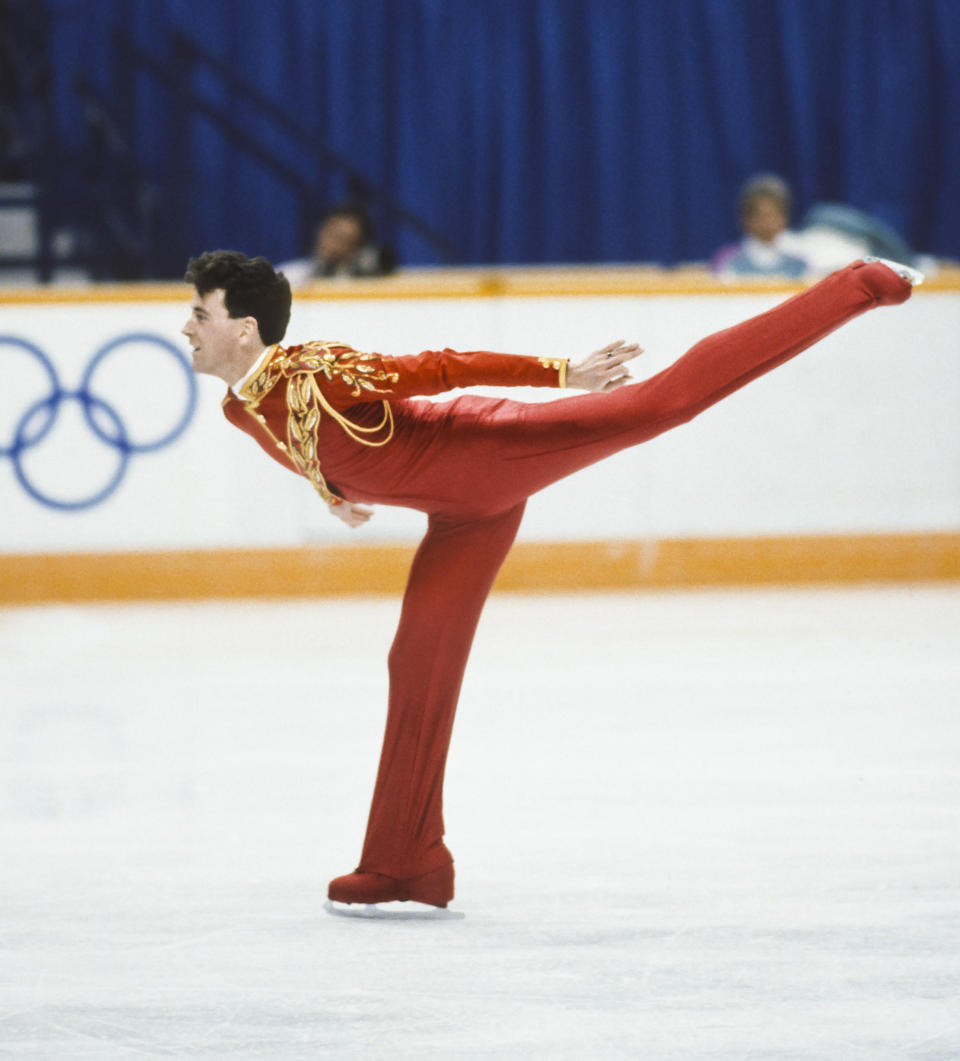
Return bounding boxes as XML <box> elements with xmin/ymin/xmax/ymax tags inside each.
<box><xmin>328</xmin><ymin>501</ymin><xmax>527</xmax><ymax>906</ymax></box>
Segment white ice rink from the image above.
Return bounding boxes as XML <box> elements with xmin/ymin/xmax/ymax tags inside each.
<box><xmin>2</xmin><ymin>586</ymin><xmax>959</xmax><ymax>1060</ymax></box>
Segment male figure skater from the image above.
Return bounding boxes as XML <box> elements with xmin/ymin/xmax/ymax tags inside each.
<box><xmin>182</xmin><ymin>251</ymin><xmax>920</xmax><ymax>911</ymax></box>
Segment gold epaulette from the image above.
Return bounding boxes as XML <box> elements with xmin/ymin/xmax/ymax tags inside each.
<box><xmin>281</xmin><ymin>341</ymin><xmax>400</xmax><ymax>397</ymax></box>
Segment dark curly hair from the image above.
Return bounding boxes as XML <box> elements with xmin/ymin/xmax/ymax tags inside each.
<box><xmin>184</xmin><ymin>250</ymin><xmax>292</xmax><ymax>345</ymax></box>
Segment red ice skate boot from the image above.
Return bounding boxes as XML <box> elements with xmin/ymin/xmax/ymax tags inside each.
<box><xmin>854</xmin><ymin>256</ymin><xmax>924</xmax><ymax>305</ymax></box>
<box><xmin>327</xmin><ymin>861</ymin><xmax>455</xmax><ymax>909</ymax></box>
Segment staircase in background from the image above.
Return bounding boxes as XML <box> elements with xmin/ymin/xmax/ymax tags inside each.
<box><xmin>0</xmin><ymin>3</ymin><xmax>457</xmax><ymax>282</ymax></box>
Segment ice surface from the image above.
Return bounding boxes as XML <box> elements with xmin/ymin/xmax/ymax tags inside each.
<box><xmin>2</xmin><ymin>587</ymin><xmax>959</xmax><ymax>1059</ymax></box>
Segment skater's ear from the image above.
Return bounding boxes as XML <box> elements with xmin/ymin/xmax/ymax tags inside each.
<box><xmin>236</xmin><ymin>315</ymin><xmax>263</xmax><ymax>346</ymax></box>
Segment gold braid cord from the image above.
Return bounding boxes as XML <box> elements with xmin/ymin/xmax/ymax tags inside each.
<box><xmin>241</xmin><ymin>342</ymin><xmax>398</xmax><ymax>505</ymax></box>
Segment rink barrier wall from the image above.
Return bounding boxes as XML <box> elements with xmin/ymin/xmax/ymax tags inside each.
<box><xmin>3</xmin><ymin>532</ymin><xmax>959</xmax><ymax>605</ymax></box>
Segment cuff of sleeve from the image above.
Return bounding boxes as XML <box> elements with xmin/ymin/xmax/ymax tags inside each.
<box><xmin>539</xmin><ymin>357</ymin><xmax>568</xmax><ymax>388</ymax></box>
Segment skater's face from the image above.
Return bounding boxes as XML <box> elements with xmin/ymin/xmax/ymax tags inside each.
<box><xmin>182</xmin><ymin>288</ymin><xmax>260</xmax><ymax>384</ymax></box>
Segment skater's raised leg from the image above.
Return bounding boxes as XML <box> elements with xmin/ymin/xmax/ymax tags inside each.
<box><xmin>480</xmin><ymin>258</ymin><xmax>921</xmax><ymax>505</ymax></box>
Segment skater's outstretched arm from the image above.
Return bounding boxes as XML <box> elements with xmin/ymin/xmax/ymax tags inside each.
<box><xmin>324</xmin><ymin>340</ymin><xmax>645</xmax><ymax>528</ymax></box>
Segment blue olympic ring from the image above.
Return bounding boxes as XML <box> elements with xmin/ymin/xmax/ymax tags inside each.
<box><xmin>2</xmin><ymin>333</ymin><xmax>197</xmax><ymax>511</ymax></box>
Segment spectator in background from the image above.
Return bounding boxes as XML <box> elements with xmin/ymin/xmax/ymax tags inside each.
<box><xmin>279</xmin><ymin>202</ymin><xmax>396</xmax><ymax>284</ymax></box>
<box><xmin>712</xmin><ymin>174</ymin><xmax>930</xmax><ymax>280</ymax></box>
<box><xmin>711</xmin><ymin>173</ymin><xmax>808</xmax><ymax>279</ymax></box>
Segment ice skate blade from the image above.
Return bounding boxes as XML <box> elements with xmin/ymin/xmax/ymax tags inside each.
<box><xmin>324</xmin><ymin>900</ymin><xmax>465</xmax><ymax>921</ymax></box>
<box><xmin>863</xmin><ymin>255</ymin><xmax>925</xmax><ymax>286</ymax></box>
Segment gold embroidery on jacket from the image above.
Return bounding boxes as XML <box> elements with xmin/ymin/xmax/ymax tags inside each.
<box><xmin>236</xmin><ymin>342</ymin><xmax>395</xmax><ymax>505</ymax></box>
<box><xmin>285</xmin><ymin>374</ymin><xmax>336</xmax><ymax>502</ymax></box>
<box><xmin>240</xmin><ymin>346</ymin><xmax>284</xmax><ymax>400</ymax></box>
<box><xmin>282</xmin><ymin>342</ymin><xmax>399</xmax><ymax>397</ymax></box>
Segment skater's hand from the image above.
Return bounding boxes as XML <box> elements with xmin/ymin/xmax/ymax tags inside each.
<box><xmin>566</xmin><ymin>340</ymin><xmax>643</xmax><ymax>391</ymax></box>
<box><xmin>329</xmin><ymin>501</ymin><xmax>375</xmax><ymax>528</ymax></box>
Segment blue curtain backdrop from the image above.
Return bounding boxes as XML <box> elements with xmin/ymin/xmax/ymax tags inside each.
<box><xmin>44</xmin><ymin>0</ymin><xmax>960</xmax><ymax>274</ymax></box>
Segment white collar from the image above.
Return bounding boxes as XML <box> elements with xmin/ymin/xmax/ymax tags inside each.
<box><xmin>231</xmin><ymin>345</ymin><xmax>276</xmax><ymax>398</ymax></box>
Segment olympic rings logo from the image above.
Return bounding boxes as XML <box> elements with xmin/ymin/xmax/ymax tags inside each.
<box><xmin>2</xmin><ymin>333</ymin><xmax>197</xmax><ymax>510</ymax></box>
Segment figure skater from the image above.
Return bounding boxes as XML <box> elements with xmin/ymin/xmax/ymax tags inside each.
<box><xmin>182</xmin><ymin>252</ymin><xmax>921</xmax><ymax>910</ymax></box>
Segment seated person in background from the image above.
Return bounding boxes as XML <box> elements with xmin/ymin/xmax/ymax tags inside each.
<box><xmin>711</xmin><ymin>173</ymin><xmax>808</xmax><ymax>279</ymax></box>
<box><xmin>279</xmin><ymin>203</ymin><xmax>397</xmax><ymax>284</ymax></box>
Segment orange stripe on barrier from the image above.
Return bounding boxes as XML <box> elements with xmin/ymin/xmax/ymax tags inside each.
<box><xmin>495</xmin><ymin>533</ymin><xmax>960</xmax><ymax>591</ymax></box>
<box><xmin>4</xmin><ymin>532</ymin><xmax>959</xmax><ymax>606</ymax></box>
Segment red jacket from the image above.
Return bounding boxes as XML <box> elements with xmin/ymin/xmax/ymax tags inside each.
<box><xmin>222</xmin><ymin>341</ymin><xmax>567</xmax><ymax>505</ymax></box>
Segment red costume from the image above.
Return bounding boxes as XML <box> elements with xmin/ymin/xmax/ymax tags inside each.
<box><xmin>221</xmin><ymin>260</ymin><xmax>912</xmax><ymax>908</ymax></box>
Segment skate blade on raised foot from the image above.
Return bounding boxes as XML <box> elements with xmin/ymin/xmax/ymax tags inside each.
<box><xmin>863</xmin><ymin>255</ymin><xmax>925</xmax><ymax>286</ymax></box>
<box><xmin>324</xmin><ymin>899</ymin><xmax>466</xmax><ymax>921</ymax></box>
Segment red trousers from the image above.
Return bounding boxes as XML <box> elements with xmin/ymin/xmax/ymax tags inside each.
<box><xmin>351</xmin><ymin>261</ymin><xmax>911</xmax><ymax>883</ymax></box>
